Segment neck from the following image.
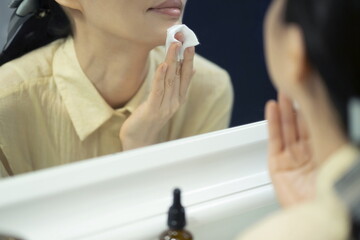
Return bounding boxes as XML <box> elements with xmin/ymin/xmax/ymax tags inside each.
<box><xmin>73</xmin><ymin>28</ymin><xmax>153</xmax><ymax>109</ymax></box>
<box><xmin>295</xmin><ymin>76</ymin><xmax>348</xmax><ymax>166</ymax></box>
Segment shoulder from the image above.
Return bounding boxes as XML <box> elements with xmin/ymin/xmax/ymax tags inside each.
<box><xmin>192</xmin><ymin>53</ymin><xmax>232</xmax><ymax>91</ymax></box>
<box><xmin>189</xmin><ymin>54</ymin><xmax>233</xmax><ymax>107</ymax></box>
<box><xmin>0</xmin><ymin>39</ymin><xmax>65</xmax><ymax>98</ymax></box>
<box><xmin>237</xmin><ymin>200</ymin><xmax>349</xmax><ymax>240</ymax></box>
<box><xmin>193</xmin><ymin>53</ymin><xmax>229</xmax><ymax>78</ymax></box>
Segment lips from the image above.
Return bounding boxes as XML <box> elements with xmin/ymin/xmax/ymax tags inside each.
<box><xmin>148</xmin><ymin>0</ymin><xmax>183</xmax><ymax>18</ymax></box>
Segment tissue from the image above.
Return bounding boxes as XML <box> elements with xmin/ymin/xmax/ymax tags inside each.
<box><xmin>165</xmin><ymin>24</ymin><xmax>200</xmax><ymax>61</ymax></box>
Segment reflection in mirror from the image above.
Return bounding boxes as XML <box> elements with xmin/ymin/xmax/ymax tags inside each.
<box><xmin>0</xmin><ymin>0</ymin><xmax>232</xmax><ymax>177</ymax></box>
<box><xmin>0</xmin><ymin>0</ymin><xmax>274</xmax><ymax>177</ymax></box>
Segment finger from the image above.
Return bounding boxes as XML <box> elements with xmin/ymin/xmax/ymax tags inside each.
<box><xmin>148</xmin><ymin>63</ymin><xmax>168</xmax><ymax>107</ymax></box>
<box><xmin>175</xmin><ymin>32</ymin><xmax>185</xmax><ymax>44</ymax></box>
<box><xmin>297</xmin><ymin>110</ymin><xmax>310</xmax><ymax>141</ymax></box>
<box><xmin>180</xmin><ymin>47</ymin><xmax>195</xmax><ymax>103</ymax></box>
<box><xmin>162</xmin><ymin>42</ymin><xmax>181</xmax><ymax>108</ymax></box>
<box><xmin>266</xmin><ymin>99</ymin><xmax>284</xmax><ymax>155</ymax></box>
<box><xmin>165</xmin><ymin>42</ymin><xmax>181</xmax><ymax>67</ymax></box>
<box><xmin>279</xmin><ymin>93</ymin><xmax>299</xmax><ymax>146</ymax></box>
<box><xmin>172</xmin><ymin>61</ymin><xmax>181</xmax><ymax>103</ymax></box>
<box><xmin>164</xmin><ymin>42</ymin><xmax>180</xmax><ymax>87</ymax></box>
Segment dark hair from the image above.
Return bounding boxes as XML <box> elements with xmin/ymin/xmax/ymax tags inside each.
<box><xmin>284</xmin><ymin>0</ymin><xmax>360</xmax><ymax>133</ymax></box>
<box><xmin>0</xmin><ymin>0</ymin><xmax>71</xmax><ymax>65</ymax></box>
<box><xmin>47</xmin><ymin>1</ymin><xmax>71</xmax><ymax>37</ymax></box>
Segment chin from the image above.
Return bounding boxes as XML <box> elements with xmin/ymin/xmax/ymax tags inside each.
<box><xmin>150</xmin><ymin>29</ymin><xmax>170</xmax><ymax>46</ymax></box>
<box><xmin>141</xmin><ymin>37</ymin><xmax>166</xmax><ymax>50</ymax></box>
<box><xmin>142</xmin><ymin>22</ymin><xmax>181</xmax><ymax>48</ymax></box>
<box><xmin>153</xmin><ymin>38</ymin><xmax>167</xmax><ymax>48</ymax></box>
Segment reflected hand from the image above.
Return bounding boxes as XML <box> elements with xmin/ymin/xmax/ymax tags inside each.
<box><xmin>266</xmin><ymin>93</ymin><xmax>317</xmax><ymax>208</ymax></box>
<box><xmin>120</xmin><ymin>37</ymin><xmax>195</xmax><ymax>151</ymax></box>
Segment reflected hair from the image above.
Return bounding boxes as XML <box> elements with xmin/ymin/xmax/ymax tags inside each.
<box><xmin>47</xmin><ymin>1</ymin><xmax>71</xmax><ymax>37</ymax></box>
<box><xmin>0</xmin><ymin>0</ymin><xmax>71</xmax><ymax>65</ymax></box>
<box><xmin>284</xmin><ymin>0</ymin><xmax>360</xmax><ymax>133</ymax></box>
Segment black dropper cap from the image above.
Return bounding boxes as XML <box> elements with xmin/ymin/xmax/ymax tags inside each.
<box><xmin>167</xmin><ymin>188</ymin><xmax>186</xmax><ymax>230</ymax></box>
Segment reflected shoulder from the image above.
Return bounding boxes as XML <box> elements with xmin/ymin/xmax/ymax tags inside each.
<box><xmin>193</xmin><ymin>53</ymin><xmax>229</xmax><ymax>78</ymax></box>
<box><xmin>0</xmin><ymin>39</ymin><xmax>64</xmax><ymax>98</ymax></box>
<box><xmin>191</xmin><ymin>54</ymin><xmax>233</xmax><ymax>93</ymax></box>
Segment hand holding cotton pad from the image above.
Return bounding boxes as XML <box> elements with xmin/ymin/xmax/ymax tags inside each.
<box><xmin>166</xmin><ymin>24</ymin><xmax>200</xmax><ymax>61</ymax></box>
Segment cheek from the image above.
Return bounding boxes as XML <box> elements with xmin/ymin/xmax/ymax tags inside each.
<box><xmin>265</xmin><ymin>3</ymin><xmax>280</xmax><ymax>88</ymax></box>
<box><xmin>264</xmin><ymin>0</ymin><xmax>288</xmax><ymax>91</ymax></box>
<box><xmin>110</xmin><ymin>6</ymin><xmax>146</xmax><ymax>38</ymax></box>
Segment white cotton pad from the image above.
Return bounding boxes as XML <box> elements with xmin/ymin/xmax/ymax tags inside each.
<box><xmin>165</xmin><ymin>24</ymin><xmax>200</xmax><ymax>61</ymax></box>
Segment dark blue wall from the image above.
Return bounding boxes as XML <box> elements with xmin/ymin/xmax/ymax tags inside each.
<box><xmin>183</xmin><ymin>0</ymin><xmax>276</xmax><ymax>127</ymax></box>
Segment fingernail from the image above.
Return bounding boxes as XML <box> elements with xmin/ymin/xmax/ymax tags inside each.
<box><xmin>175</xmin><ymin>32</ymin><xmax>185</xmax><ymax>43</ymax></box>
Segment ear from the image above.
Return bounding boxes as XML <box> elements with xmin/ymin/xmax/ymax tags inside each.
<box><xmin>54</xmin><ymin>0</ymin><xmax>83</xmax><ymax>11</ymax></box>
<box><xmin>285</xmin><ymin>25</ymin><xmax>312</xmax><ymax>87</ymax></box>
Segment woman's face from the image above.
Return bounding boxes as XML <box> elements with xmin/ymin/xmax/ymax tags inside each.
<box><xmin>77</xmin><ymin>0</ymin><xmax>188</xmax><ymax>46</ymax></box>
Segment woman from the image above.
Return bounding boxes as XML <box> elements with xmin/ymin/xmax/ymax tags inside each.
<box><xmin>238</xmin><ymin>0</ymin><xmax>359</xmax><ymax>239</ymax></box>
<box><xmin>0</xmin><ymin>0</ymin><xmax>233</xmax><ymax>177</ymax></box>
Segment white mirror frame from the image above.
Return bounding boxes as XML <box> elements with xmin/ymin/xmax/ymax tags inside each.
<box><xmin>0</xmin><ymin>121</ymin><xmax>277</xmax><ymax>240</ymax></box>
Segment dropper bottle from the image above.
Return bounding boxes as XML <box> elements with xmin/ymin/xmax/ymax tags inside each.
<box><xmin>159</xmin><ymin>188</ymin><xmax>193</xmax><ymax>240</ymax></box>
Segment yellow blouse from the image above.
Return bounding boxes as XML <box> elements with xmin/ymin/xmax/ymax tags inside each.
<box><xmin>237</xmin><ymin>145</ymin><xmax>359</xmax><ymax>240</ymax></box>
<box><xmin>0</xmin><ymin>37</ymin><xmax>233</xmax><ymax>177</ymax></box>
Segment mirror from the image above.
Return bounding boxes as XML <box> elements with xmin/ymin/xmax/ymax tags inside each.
<box><xmin>183</xmin><ymin>0</ymin><xmax>275</xmax><ymax>127</ymax></box>
<box><xmin>0</xmin><ymin>0</ymin><xmax>275</xmax><ymax>177</ymax></box>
